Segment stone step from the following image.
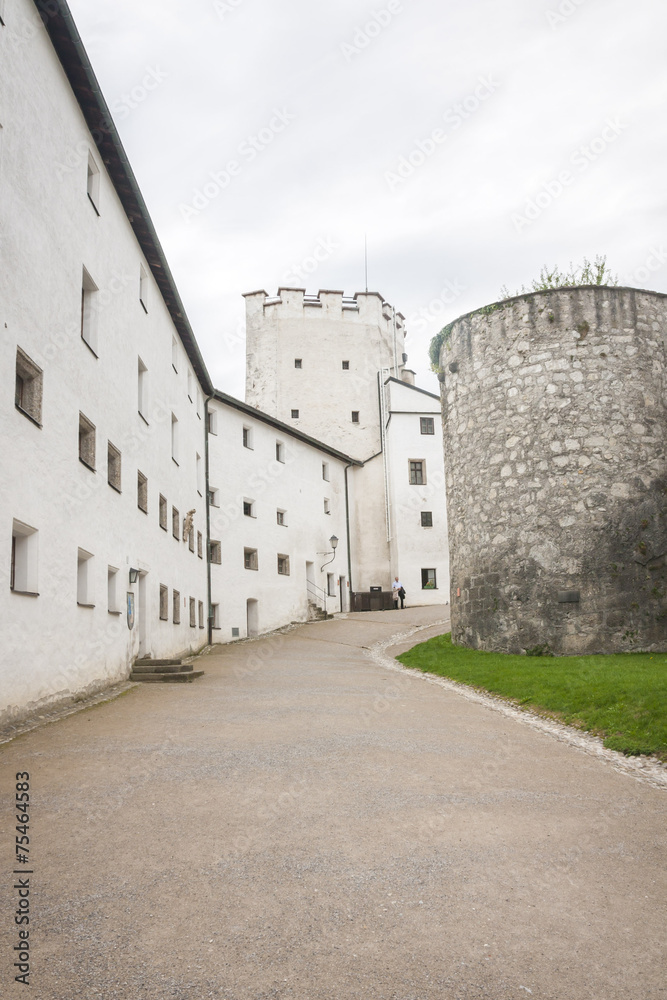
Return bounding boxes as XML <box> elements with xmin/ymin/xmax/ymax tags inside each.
<box><xmin>130</xmin><ymin>669</ymin><xmax>205</xmax><ymax>683</ymax></box>
<box><xmin>132</xmin><ymin>663</ymin><xmax>193</xmax><ymax>674</ymax></box>
<box><xmin>134</xmin><ymin>658</ymin><xmax>183</xmax><ymax>666</ymax></box>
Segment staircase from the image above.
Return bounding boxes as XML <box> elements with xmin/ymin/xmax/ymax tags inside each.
<box><xmin>306</xmin><ymin>580</ymin><xmax>333</xmax><ymax>622</ymax></box>
<box><xmin>307</xmin><ymin>601</ymin><xmax>332</xmax><ymax>622</ymax></box>
<box><xmin>131</xmin><ymin>658</ymin><xmax>204</xmax><ymax>683</ymax></box>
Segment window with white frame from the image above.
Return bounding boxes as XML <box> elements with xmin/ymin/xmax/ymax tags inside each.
<box><xmin>420</xmin><ymin>416</ymin><xmax>435</xmax><ymax>435</ymax></box>
<box><xmin>291</xmin><ymin>409</ymin><xmax>299</xmax><ymax>419</ymax></box>
<box><xmin>421</xmin><ymin>568</ymin><xmax>437</xmax><ymax>590</ymax></box>
<box><xmin>327</xmin><ymin>573</ymin><xmax>336</xmax><ymax>596</ymax></box>
<box><xmin>197</xmin><ymin>531</ymin><xmax>203</xmax><ymax>559</ymax></box>
<box><xmin>188</xmin><ymin>527</ymin><xmax>195</xmax><ymax>553</ymax></box>
<box><xmin>87</xmin><ymin>153</ymin><xmax>100</xmax><ymax>213</ymax></box>
<box><xmin>209</xmin><ymin>540</ymin><xmax>221</xmax><ymax>564</ymax></box>
<box><xmin>159</xmin><ymin>495</ymin><xmax>168</xmax><ymax>531</ymax></box>
<box><xmin>77</xmin><ymin>548</ymin><xmax>94</xmax><ymax>606</ymax></box>
<box><xmin>276</xmin><ymin>441</ymin><xmax>285</xmax><ymax>463</ymax></box>
<box><xmin>207</xmin><ymin>409</ymin><xmax>218</xmax><ymax>434</ymax></box>
<box><xmin>198</xmin><ymin>600</ymin><xmax>204</xmax><ymax>629</ymax></box>
<box><xmin>137</xmin><ymin>471</ymin><xmax>148</xmax><ymax>513</ymax></box>
<box><xmin>78</xmin><ymin>413</ymin><xmax>96</xmax><ymax>470</ymax></box>
<box><xmin>421</xmin><ymin>511</ymin><xmax>433</xmax><ymax>527</ymax></box>
<box><xmin>171</xmin><ymin>413</ymin><xmax>179</xmax><ymax>463</ymax></box>
<box><xmin>276</xmin><ymin>509</ymin><xmax>286</xmax><ymax>526</ymax></box>
<box><xmin>107</xmin><ymin>566</ymin><xmax>120</xmax><ymax>613</ymax></box>
<box><xmin>81</xmin><ymin>267</ymin><xmax>98</xmax><ymax>354</ymax></box>
<box><xmin>244</xmin><ymin>547</ymin><xmax>258</xmax><ymax>571</ymax></box>
<box><xmin>159</xmin><ymin>585</ymin><xmax>168</xmax><ymax>621</ymax></box>
<box><xmin>409</xmin><ymin>460</ymin><xmax>426</xmax><ymax>485</ymax></box>
<box><xmin>323</xmin><ymin>498</ymin><xmax>330</xmax><ymax>515</ymax></box>
<box><xmin>342</xmin><ymin>360</ymin><xmax>349</xmax><ymax>370</ymax></box>
<box><xmin>108</xmin><ymin>442</ymin><xmax>121</xmax><ymax>492</ymax></box>
<box><xmin>277</xmin><ymin>554</ymin><xmax>290</xmax><ymax>576</ymax></box>
<box><xmin>322</xmin><ymin>462</ymin><xmax>329</xmax><ymax>481</ymax></box>
<box><xmin>10</xmin><ymin>520</ymin><xmax>38</xmax><ymax>595</ymax></box>
<box><xmin>243</xmin><ymin>425</ymin><xmax>253</xmax><ymax>449</ymax></box>
<box><xmin>211</xmin><ymin>603</ymin><xmax>220</xmax><ymax>629</ymax></box>
<box><xmin>351</xmin><ymin>411</ymin><xmax>359</xmax><ymax>423</ymax></box>
<box><xmin>189</xmin><ymin>597</ymin><xmax>196</xmax><ymax>627</ymax></box>
<box><xmin>208</xmin><ymin>487</ymin><xmax>220</xmax><ymax>508</ymax></box>
<box><xmin>139</xmin><ymin>264</ymin><xmax>148</xmax><ymax>312</ymax></box>
<box><xmin>138</xmin><ymin>358</ymin><xmax>148</xmax><ymax>419</ymax></box>
<box><xmin>15</xmin><ymin>348</ymin><xmax>43</xmax><ymax>426</ymax></box>
<box><xmin>243</xmin><ymin>499</ymin><xmax>255</xmax><ymax>517</ymax></box>
<box><xmin>294</xmin><ymin>358</ymin><xmax>302</xmax><ymax>368</ymax></box>
<box><xmin>172</xmin><ymin>506</ymin><xmax>180</xmax><ymax>540</ymax></box>
<box><xmin>173</xmin><ymin>589</ymin><xmax>181</xmax><ymax>624</ymax></box>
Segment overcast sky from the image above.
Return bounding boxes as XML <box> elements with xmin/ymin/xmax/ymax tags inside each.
<box><xmin>67</xmin><ymin>0</ymin><xmax>667</xmax><ymax>397</ymax></box>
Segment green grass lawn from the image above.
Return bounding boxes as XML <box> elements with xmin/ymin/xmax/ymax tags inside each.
<box><xmin>397</xmin><ymin>634</ymin><xmax>667</xmax><ymax>759</ymax></box>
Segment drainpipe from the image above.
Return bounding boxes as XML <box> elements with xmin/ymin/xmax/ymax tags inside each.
<box><xmin>344</xmin><ymin>462</ymin><xmax>354</xmax><ymax>594</ymax></box>
<box><xmin>204</xmin><ymin>394</ymin><xmax>214</xmax><ymax>646</ymax></box>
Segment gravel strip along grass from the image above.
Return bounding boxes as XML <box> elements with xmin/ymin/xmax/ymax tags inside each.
<box><xmin>397</xmin><ymin>634</ymin><xmax>667</xmax><ymax>760</ymax></box>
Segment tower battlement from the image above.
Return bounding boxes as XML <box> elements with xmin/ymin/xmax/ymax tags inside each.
<box><xmin>243</xmin><ymin>288</ymin><xmax>407</xmax><ymax>338</ymax></box>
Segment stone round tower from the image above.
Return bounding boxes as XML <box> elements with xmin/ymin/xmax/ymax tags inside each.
<box><xmin>437</xmin><ymin>286</ymin><xmax>666</xmax><ymax>655</ymax></box>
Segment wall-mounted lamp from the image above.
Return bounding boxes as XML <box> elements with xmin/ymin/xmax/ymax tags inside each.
<box><xmin>320</xmin><ymin>535</ymin><xmax>339</xmax><ymax>572</ymax></box>
<box><xmin>129</xmin><ymin>568</ymin><xmax>139</xmax><ymax>584</ymax></box>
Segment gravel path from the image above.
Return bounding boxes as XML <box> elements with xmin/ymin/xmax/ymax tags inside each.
<box><xmin>1</xmin><ymin>606</ymin><xmax>665</xmax><ymax>1000</ymax></box>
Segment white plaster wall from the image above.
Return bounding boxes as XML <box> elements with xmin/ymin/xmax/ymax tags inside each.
<box><xmin>385</xmin><ymin>380</ymin><xmax>451</xmax><ymax>604</ymax></box>
<box><xmin>208</xmin><ymin>399</ymin><xmax>349</xmax><ymax>639</ymax></box>
<box><xmin>245</xmin><ymin>289</ymin><xmax>406</xmax><ymax>460</ymax></box>
<box><xmin>347</xmin><ymin>458</ymin><xmax>392</xmax><ymax>592</ymax></box>
<box><xmin>0</xmin><ymin>2</ymin><xmax>209</xmax><ymax>725</ymax></box>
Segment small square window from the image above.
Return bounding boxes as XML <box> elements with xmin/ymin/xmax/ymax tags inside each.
<box><xmin>197</xmin><ymin>531</ymin><xmax>203</xmax><ymax>559</ymax></box>
<box><xmin>198</xmin><ymin>600</ymin><xmax>205</xmax><ymax>628</ymax></box>
<box><xmin>243</xmin><ymin>425</ymin><xmax>253</xmax><ymax>449</ymax></box>
<box><xmin>137</xmin><ymin>471</ymin><xmax>148</xmax><ymax>513</ymax></box>
<box><xmin>159</xmin><ymin>495</ymin><xmax>168</xmax><ymax>531</ymax></box>
<box><xmin>159</xmin><ymin>585</ymin><xmax>168</xmax><ymax>621</ymax></box>
<box><xmin>244</xmin><ymin>547</ymin><xmax>258</xmax><ymax>571</ymax></box>
<box><xmin>276</xmin><ymin>509</ymin><xmax>286</xmax><ymax>526</ymax></box>
<box><xmin>107</xmin><ymin>442</ymin><xmax>121</xmax><ymax>492</ymax></box>
<box><xmin>351</xmin><ymin>411</ymin><xmax>359</xmax><ymax>423</ymax></box>
<box><xmin>208</xmin><ymin>487</ymin><xmax>220</xmax><ymax>508</ymax></box>
<box><xmin>243</xmin><ymin>500</ymin><xmax>254</xmax><ymax>517</ymax></box>
<box><xmin>210</xmin><ymin>540</ymin><xmax>221</xmax><ymax>564</ymax></box>
<box><xmin>324</xmin><ymin>498</ymin><xmax>330</xmax><ymax>515</ymax></box>
<box><xmin>277</xmin><ymin>554</ymin><xmax>290</xmax><ymax>576</ymax></box>
<box><xmin>172</xmin><ymin>507</ymin><xmax>180</xmax><ymax>540</ymax></box>
<box><xmin>421</xmin><ymin>511</ymin><xmax>433</xmax><ymax>527</ymax></box>
<box><xmin>15</xmin><ymin>348</ymin><xmax>43</xmax><ymax>426</ymax></box>
<box><xmin>276</xmin><ymin>441</ymin><xmax>285</xmax><ymax>463</ymax></box>
<box><xmin>421</xmin><ymin>568</ymin><xmax>437</xmax><ymax>590</ymax></box>
<box><xmin>291</xmin><ymin>409</ymin><xmax>299</xmax><ymax>419</ymax></box>
<box><xmin>420</xmin><ymin>417</ymin><xmax>435</xmax><ymax>435</ymax></box>
<box><xmin>78</xmin><ymin>413</ymin><xmax>96</xmax><ymax>470</ymax></box>
<box><xmin>322</xmin><ymin>462</ymin><xmax>329</xmax><ymax>481</ymax></box>
<box><xmin>294</xmin><ymin>359</ymin><xmax>302</xmax><ymax>369</ymax></box>
<box><xmin>139</xmin><ymin>265</ymin><xmax>148</xmax><ymax>312</ymax></box>
<box><xmin>189</xmin><ymin>597</ymin><xmax>196</xmax><ymax>628</ymax></box>
<box><xmin>409</xmin><ymin>460</ymin><xmax>425</xmax><ymax>485</ymax></box>
<box><xmin>342</xmin><ymin>360</ymin><xmax>349</xmax><ymax>370</ymax></box>
<box><xmin>173</xmin><ymin>589</ymin><xmax>181</xmax><ymax>624</ymax></box>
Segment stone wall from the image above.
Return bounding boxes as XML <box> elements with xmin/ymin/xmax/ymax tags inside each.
<box><xmin>438</xmin><ymin>286</ymin><xmax>667</xmax><ymax>655</ymax></box>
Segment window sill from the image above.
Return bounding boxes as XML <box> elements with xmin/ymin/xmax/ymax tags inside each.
<box><xmin>159</xmin><ymin>615</ymin><xmax>169</xmax><ymax>622</ymax></box>
<box><xmin>197</xmin><ymin>490</ymin><xmax>202</xmax><ymax>497</ymax></box>
<box><xmin>172</xmin><ymin>458</ymin><xmax>179</xmax><ymax>466</ymax></box>
<box><xmin>421</xmin><ymin>588</ymin><xmax>438</xmax><ymax>592</ymax></box>
<box><xmin>87</xmin><ymin>192</ymin><xmax>100</xmax><ymax>216</ymax></box>
<box><xmin>138</xmin><ymin>506</ymin><xmax>148</xmax><ymax>515</ymax></box>
<box><xmin>138</xmin><ymin>411</ymin><xmax>149</xmax><ymax>426</ymax></box>
<box><xmin>199</xmin><ymin>625</ymin><xmax>205</xmax><ymax>629</ymax></box>
<box><xmin>160</xmin><ymin>524</ymin><xmax>168</xmax><ymax>532</ymax></box>
<box><xmin>140</xmin><ymin>299</ymin><xmax>148</xmax><ymax>314</ymax></box>
<box><xmin>77</xmin><ymin>602</ymin><xmax>95</xmax><ymax>608</ymax></box>
<box><xmin>108</xmin><ymin>482</ymin><xmax>122</xmax><ymax>494</ymax></box>
<box><xmin>198</xmin><ymin>553</ymin><xmax>203</xmax><ymax>559</ymax></box>
<box><xmin>172</xmin><ymin>364</ymin><xmax>178</xmax><ymax>374</ymax></box>
<box><xmin>244</xmin><ymin>567</ymin><xmax>258</xmax><ymax>572</ymax></box>
<box><xmin>108</xmin><ymin>610</ymin><xmax>122</xmax><ymax>616</ymax></box>
<box><xmin>15</xmin><ymin>404</ymin><xmax>42</xmax><ymax>428</ymax></box>
<box><xmin>79</xmin><ymin>457</ymin><xmax>96</xmax><ymax>473</ymax></box>
<box><xmin>10</xmin><ymin>589</ymin><xmax>39</xmax><ymax>597</ymax></box>
<box><xmin>81</xmin><ymin>335</ymin><xmax>99</xmax><ymax>358</ymax></box>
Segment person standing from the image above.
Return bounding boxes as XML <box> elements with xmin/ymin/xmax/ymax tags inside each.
<box><xmin>392</xmin><ymin>577</ymin><xmax>405</xmax><ymax>609</ymax></box>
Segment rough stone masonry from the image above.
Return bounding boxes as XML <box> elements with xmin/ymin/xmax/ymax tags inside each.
<box><xmin>438</xmin><ymin>285</ymin><xmax>667</xmax><ymax>655</ymax></box>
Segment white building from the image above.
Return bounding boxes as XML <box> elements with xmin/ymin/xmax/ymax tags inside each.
<box><xmin>244</xmin><ymin>288</ymin><xmax>450</xmax><ymax>606</ymax></box>
<box><xmin>0</xmin><ymin>0</ymin><xmax>449</xmax><ymax>729</ymax></box>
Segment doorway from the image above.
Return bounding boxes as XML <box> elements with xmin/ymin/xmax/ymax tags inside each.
<box><xmin>246</xmin><ymin>598</ymin><xmax>259</xmax><ymax>638</ymax></box>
